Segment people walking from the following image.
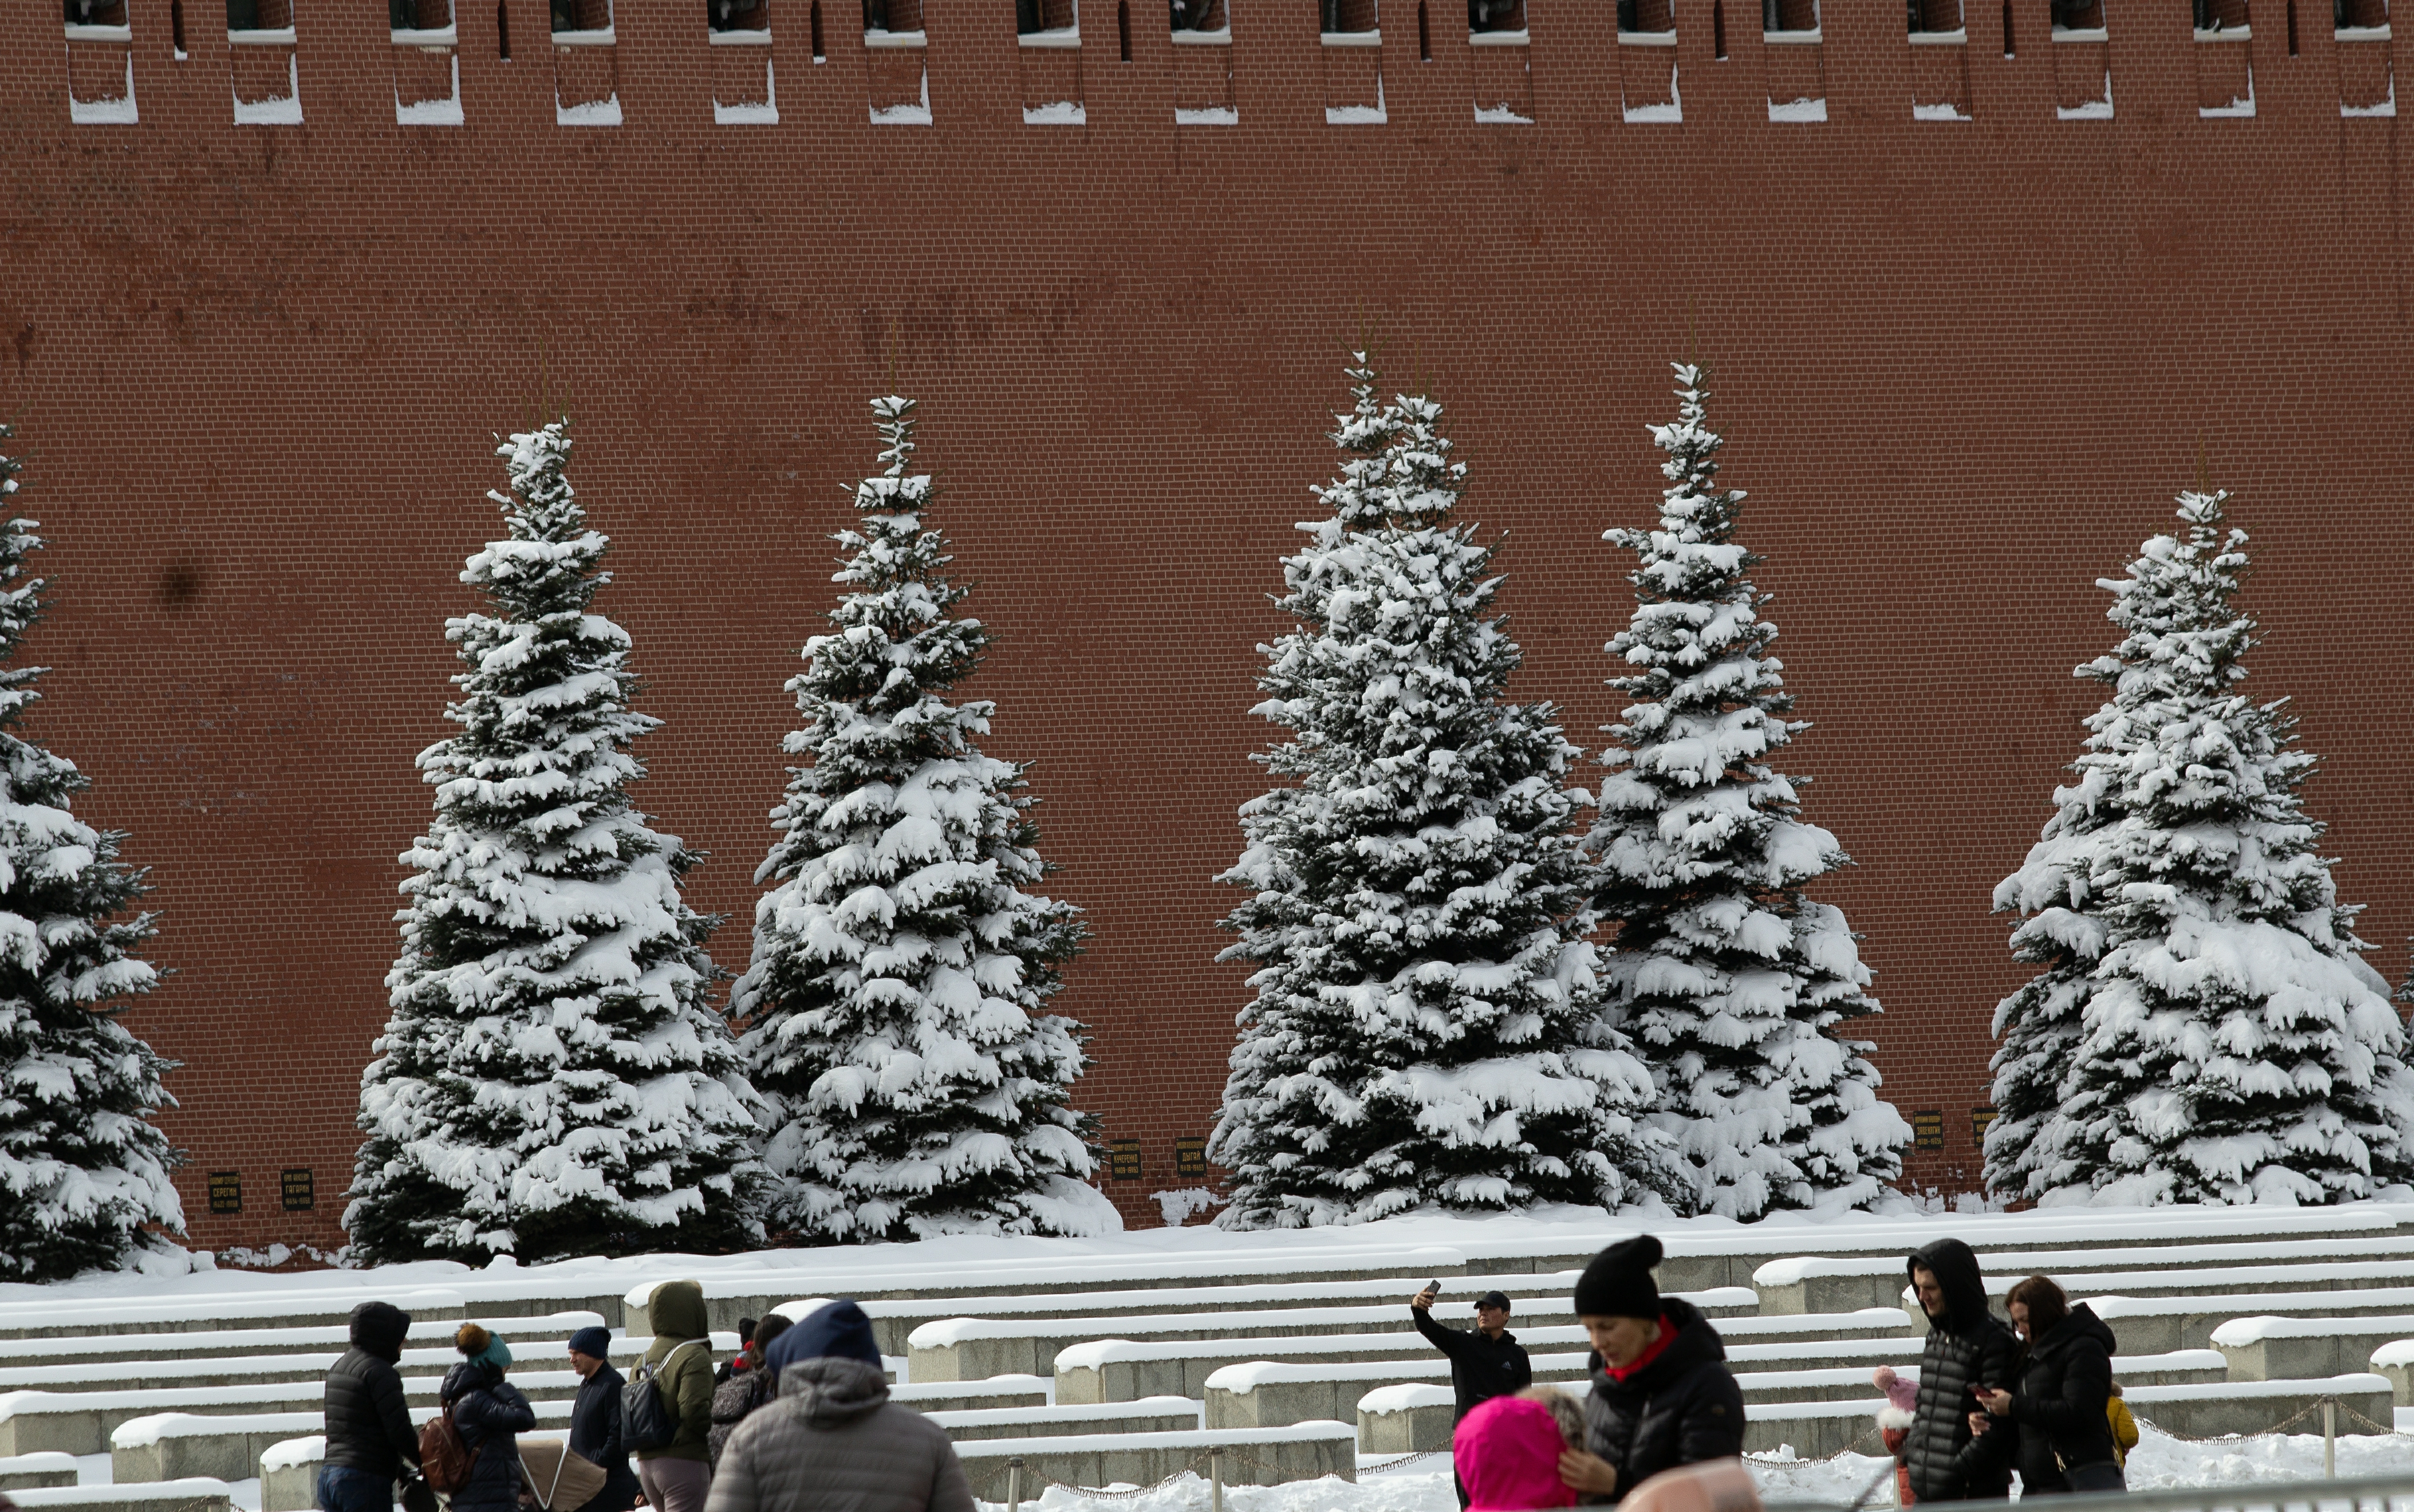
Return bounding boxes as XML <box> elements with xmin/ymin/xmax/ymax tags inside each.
<box><xmin>1901</xmin><ymin>1239</ymin><xmax>2019</xmax><ymax>1503</ymax></box>
<box><xmin>634</xmin><ymin>1281</ymin><xmax>720</xmax><ymax>1512</ymax></box>
<box><xmin>1413</xmin><ymin>1282</ymin><xmax>1533</xmax><ymax>1506</ymax></box>
<box><xmin>1559</xmin><ymin>1236</ymin><xmax>1745</xmax><ymax>1506</ymax></box>
<box><xmin>442</xmin><ymin>1325</ymin><xmax>537</xmax><ymax>1512</ymax></box>
<box><xmin>706</xmin><ymin>1300</ymin><xmax>973</xmax><ymax>1512</ymax></box>
<box><xmin>710</xmin><ymin>1314</ymin><xmax>794</xmax><ymax>1467</ymax></box>
<box><xmin>567</xmin><ymin>1325</ymin><xmax>641</xmax><ymax>1512</ymax></box>
<box><xmin>1976</xmin><ymin>1275</ymin><xmax>2124</xmax><ymax>1495</ymax></box>
<box><xmin>320</xmin><ymin>1301</ymin><xmax>422</xmax><ymax>1512</ymax></box>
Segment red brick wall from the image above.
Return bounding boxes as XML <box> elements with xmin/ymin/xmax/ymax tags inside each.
<box><xmin>6</xmin><ymin>0</ymin><xmax>2411</xmax><ymax>1249</ymax></box>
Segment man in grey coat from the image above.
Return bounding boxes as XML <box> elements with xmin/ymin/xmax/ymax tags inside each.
<box><xmin>703</xmin><ymin>1301</ymin><xmax>972</xmax><ymax>1512</ymax></box>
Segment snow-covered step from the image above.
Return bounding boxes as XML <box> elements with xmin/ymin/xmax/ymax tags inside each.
<box><xmin>4</xmin><ymin>1381</ymin><xmax>573</xmax><ymax>1464</ymax></box>
<box><xmin>905</xmin><ymin>1285</ymin><xmax>1750</xmax><ymax>1383</ymax></box>
<box><xmin>5</xmin><ymin>1478</ymin><xmax>236</xmax><ymax>1512</ymax></box>
<box><xmin>923</xmin><ymin>1396</ymin><xmax>1200</xmax><ymax>1442</ymax></box>
<box><xmin>1066</xmin><ymin>1307</ymin><xmax>1916</xmax><ymax>1407</ymax></box>
<box><xmin>890</xmin><ymin>1374</ymin><xmax>1050</xmax><ymax>1413</ymax></box>
<box><xmin>0</xmin><ymin>1451</ymin><xmax>79</xmax><ymax>1491</ymax></box>
<box><xmin>784</xmin><ymin>1268</ymin><xmax>1684</xmax><ymax>1360</ymax></box>
<box><xmin>2212</xmin><ymin>1314</ymin><xmax>2414</xmax><ymax>1382</ymax></box>
<box><xmin>2123</xmin><ymin>1373</ymin><xmax>2395</xmax><ymax>1440</ymax></box>
<box><xmin>2370</xmin><ymin>1340</ymin><xmax>2414</xmax><ymax>1406</ymax></box>
<box><xmin>1731</xmin><ymin>1349</ymin><xmax>2223</xmax><ymax>1406</ymax></box>
<box><xmin>949</xmin><ymin>1421</ymin><xmax>1357</xmax><ymax>1495</ymax></box>
<box><xmin>1357</xmin><ymin>1383</ymin><xmax>1456</xmax><ymax>1454</ymax></box>
<box><xmin>0</xmin><ymin>1312</ymin><xmax>608</xmax><ymax>1370</ymax></box>
<box><xmin>1756</xmin><ymin>1242</ymin><xmax>2414</xmax><ymax>1315</ymax></box>
<box><xmin>116</xmin><ymin>1398</ymin><xmax>573</xmax><ymax>1484</ymax></box>
<box><xmin>2085</xmin><ymin>1285</ymin><xmax>2414</xmax><ymax>1353</ymax></box>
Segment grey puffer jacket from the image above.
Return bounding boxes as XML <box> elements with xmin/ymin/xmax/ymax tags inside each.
<box><xmin>703</xmin><ymin>1356</ymin><xmax>973</xmax><ymax>1512</ymax></box>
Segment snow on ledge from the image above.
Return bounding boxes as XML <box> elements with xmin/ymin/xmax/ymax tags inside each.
<box><xmin>1023</xmin><ymin>100</ymin><xmax>1086</xmax><ymax>124</ymax></box>
<box><xmin>69</xmin><ymin>55</ymin><xmax>138</xmax><ymax>124</ymax></box>
<box><xmin>558</xmin><ymin>94</ymin><xmax>623</xmax><ymax>126</ymax></box>
<box><xmin>1769</xmin><ymin>96</ymin><xmax>1827</xmax><ymax>120</ymax></box>
<box><xmin>951</xmin><ymin>1422</ymin><xmax>1355</xmax><ymax>1457</ymax></box>
<box><xmin>2125</xmin><ymin>1373</ymin><xmax>2391</xmax><ymax>1403</ymax></box>
<box><xmin>2213</xmin><ymin>1314</ymin><xmax>2414</xmax><ymax>1346</ymax></box>
<box><xmin>260</xmin><ymin>1436</ymin><xmax>326</xmax><ymax>1473</ymax></box>
<box><xmin>2372</xmin><ymin>1340</ymin><xmax>2414</xmax><ymax>1368</ymax></box>
<box><xmin>1175</xmin><ymin>105</ymin><xmax>1238</xmax><ymax>124</ymax></box>
<box><xmin>10</xmin><ymin>1482</ymin><xmax>235</xmax><ymax>1508</ymax></box>
<box><xmin>1359</xmin><ymin>1382</ymin><xmax>1454</xmax><ymax>1416</ymax></box>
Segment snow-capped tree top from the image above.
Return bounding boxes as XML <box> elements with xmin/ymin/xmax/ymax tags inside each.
<box><xmin>468</xmin><ymin>424</ymin><xmax>612</xmax><ymax>617</ymax></box>
<box><xmin>2070</xmin><ymin>490</ymin><xmax>2327</xmax><ymax>920</ymax></box>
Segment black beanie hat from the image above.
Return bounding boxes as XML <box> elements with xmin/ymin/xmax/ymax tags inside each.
<box><xmin>1574</xmin><ymin>1235</ymin><xmax>1664</xmax><ymax>1320</ymax></box>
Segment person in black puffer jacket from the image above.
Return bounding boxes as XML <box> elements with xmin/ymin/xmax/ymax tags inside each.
<box><xmin>1902</xmin><ymin>1238</ymin><xmax>2019</xmax><ymax>1502</ymax></box>
<box><xmin>1977</xmin><ymin>1276</ymin><xmax>2123</xmax><ymax>1496</ymax></box>
<box><xmin>444</xmin><ymin>1324</ymin><xmax>537</xmax><ymax>1512</ymax></box>
<box><xmin>321</xmin><ymin>1302</ymin><xmax>421</xmax><ymax>1512</ymax></box>
<box><xmin>1561</xmin><ymin>1236</ymin><xmax>1744</xmax><ymax>1505</ymax></box>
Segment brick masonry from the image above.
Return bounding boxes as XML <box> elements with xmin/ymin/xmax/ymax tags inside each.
<box><xmin>6</xmin><ymin>0</ymin><xmax>2412</xmax><ymax>1249</ymax></box>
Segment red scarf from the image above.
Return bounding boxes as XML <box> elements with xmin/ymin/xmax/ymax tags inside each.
<box><xmin>1607</xmin><ymin>1315</ymin><xmax>1679</xmax><ymax>1383</ymax></box>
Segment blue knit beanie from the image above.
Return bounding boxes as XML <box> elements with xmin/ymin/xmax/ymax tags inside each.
<box><xmin>566</xmin><ymin>1326</ymin><xmax>612</xmax><ymax>1360</ymax></box>
<box><xmin>763</xmin><ymin>1300</ymin><xmax>881</xmax><ymax>1381</ymax></box>
<box><xmin>456</xmin><ymin>1322</ymin><xmax>512</xmax><ymax>1372</ymax></box>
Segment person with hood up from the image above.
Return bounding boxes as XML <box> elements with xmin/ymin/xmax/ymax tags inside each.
<box><xmin>566</xmin><ymin>1325</ymin><xmax>641</xmax><ymax>1512</ymax></box>
<box><xmin>635</xmin><ymin>1280</ymin><xmax>719</xmax><ymax>1512</ymax></box>
<box><xmin>1559</xmin><ymin>1236</ymin><xmax>1745</xmax><ymax>1505</ymax></box>
<box><xmin>1975</xmin><ymin>1276</ymin><xmax>2124</xmax><ymax>1495</ymax></box>
<box><xmin>442</xmin><ymin>1325</ymin><xmax>537</xmax><ymax>1512</ymax></box>
<box><xmin>320</xmin><ymin>1301</ymin><xmax>421</xmax><ymax>1512</ymax></box>
<box><xmin>1455</xmin><ymin>1394</ymin><xmax>1578</xmax><ymax>1512</ymax></box>
<box><xmin>1901</xmin><ymin>1239</ymin><xmax>2019</xmax><ymax>1503</ymax></box>
<box><xmin>705</xmin><ymin>1299</ymin><xmax>972</xmax><ymax>1512</ymax></box>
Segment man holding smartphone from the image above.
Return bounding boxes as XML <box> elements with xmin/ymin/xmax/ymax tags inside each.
<box><xmin>1411</xmin><ymin>1282</ymin><xmax>1532</xmax><ymax>1508</ymax></box>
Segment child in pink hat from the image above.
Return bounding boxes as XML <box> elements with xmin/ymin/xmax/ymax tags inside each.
<box><xmin>1455</xmin><ymin>1395</ymin><xmax>1579</xmax><ymax>1512</ymax></box>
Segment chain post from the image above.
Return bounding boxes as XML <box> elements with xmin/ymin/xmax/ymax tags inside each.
<box><xmin>1210</xmin><ymin>1446</ymin><xmax>1224</xmax><ymax>1512</ymax></box>
<box><xmin>1007</xmin><ymin>1456</ymin><xmax>1024</xmax><ymax>1512</ymax></box>
<box><xmin>2325</xmin><ymin>1398</ymin><xmax>2338</xmax><ymax>1479</ymax></box>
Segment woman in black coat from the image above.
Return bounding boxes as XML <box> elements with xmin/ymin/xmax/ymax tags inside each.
<box><xmin>443</xmin><ymin>1325</ymin><xmax>538</xmax><ymax>1512</ymax></box>
<box><xmin>1561</xmin><ymin>1236</ymin><xmax>1745</xmax><ymax>1505</ymax></box>
<box><xmin>1978</xmin><ymin>1276</ymin><xmax>2124</xmax><ymax>1495</ymax></box>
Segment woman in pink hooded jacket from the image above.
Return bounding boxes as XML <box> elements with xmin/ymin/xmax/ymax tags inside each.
<box><xmin>1455</xmin><ymin>1395</ymin><xmax>1579</xmax><ymax>1512</ymax></box>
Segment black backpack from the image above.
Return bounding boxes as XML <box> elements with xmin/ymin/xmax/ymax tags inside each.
<box><xmin>622</xmin><ymin>1340</ymin><xmax>703</xmax><ymax>1453</ymax></box>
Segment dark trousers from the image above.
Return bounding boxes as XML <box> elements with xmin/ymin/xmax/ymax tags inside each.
<box><xmin>2067</xmin><ymin>1462</ymin><xmax>2126</xmax><ymax>1494</ymax></box>
<box><xmin>317</xmin><ymin>1466</ymin><xmax>393</xmax><ymax>1512</ymax></box>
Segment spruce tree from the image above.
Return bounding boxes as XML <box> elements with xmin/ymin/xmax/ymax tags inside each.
<box><xmin>1992</xmin><ymin>489</ymin><xmax>2414</xmax><ymax>1205</ymax></box>
<box><xmin>350</xmin><ymin>420</ymin><xmax>764</xmax><ymax>1263</ymax></box>
<box><xmin>1209</xmin><ymin>357</ymin><xmax>1675</xmax><ymax>1230</ymax></box>
<box><xmin>1587</xmin><ymin>364</ymin><xmax>1909</xmax><ymax>1219</ymax></box>
<box><xmin>0</xmin><ymin>427</ymin><xmax>186</xmax><ymax>1281</ymax></box>
<box><xmin>729</xmin><ymin>397</ymin><xmax>1108</xmax><ymax>1243</ymax></box>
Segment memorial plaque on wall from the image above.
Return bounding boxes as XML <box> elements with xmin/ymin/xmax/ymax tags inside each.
<box><xmin>1109</xmin><ymin>1139</ymin><xmax>1143</xmax><ymax>1180</ymax></box>
<box><xmin>208</xmin><ymin>1171</ymin><xmax>243</xmax><ymax>1214</ymax></box>
<box><xmin>1911</xmin><ymin>1110</ymin><xmax>1945</xmax><ymax>1151</ymax></box>
<box><xmin>281</xmin><ymin>1167</ymin><xmax>315</xmax><ymax>1211</ymax></box>
<box><xmin>1173</xmin><ymin>1138</ymin><xmax>1207</xmax><ymax>1179</ymax></box>
<box><xmin>1970</xmin><ymin>1107</ymin><xmax>1999</xmax><ymax>1147</ymax></box>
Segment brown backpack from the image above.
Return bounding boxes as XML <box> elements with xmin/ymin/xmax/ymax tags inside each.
<box><xmin>417</xmin><ymin>1403</ymin><xmax>482</xmax><ymax>1495</ymax></box>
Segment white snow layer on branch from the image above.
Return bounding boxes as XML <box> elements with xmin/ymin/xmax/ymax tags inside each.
<box><xmin>732</xmin><ymin>395</ymin><xmax>1107</xmax><ymax>1244</ymax></box>
<box><xmin>1990</xmin><ymin>489</ymin><xmax>2414</xmax><ymax>1208</ymax></box>
<box><xmin>1587</xmin><ymin>363</ymin><xmax>1909</xmax><ymax>1220</ymax></box>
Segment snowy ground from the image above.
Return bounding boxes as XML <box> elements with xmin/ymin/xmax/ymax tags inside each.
<box><xmin>969</xmin><ymin>1426</ymin><xmax>2414</xmax><ymax>1511</ymax></box>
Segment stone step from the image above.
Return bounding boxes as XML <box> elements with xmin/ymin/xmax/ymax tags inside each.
<box><xmin>1762</xmin><ymin>1249</ymin><xmax>2414</xmax><ymax>1316</ymax></box>
<box><xmin>0</xmin><ymin>1451</ymin><xmax>80</xmax><ymax>1491</ymax></box>
<box><xmin>949</xmin><ymin>1421</ymin><xmax>1357</xmax><ymax>1497</ymax></box>
<box><xmin>922</xmin><ymin>1397</ymin><xmax>1200</xmax><ymax>1443</ymax></box>
<box><xmin>0</xmin><ymin>1314</ymin><xmax>609</xmax><ymax>1371</ymax></box>
<box><xmin>1061</xmin><ymin>1307</ymin><xmax>1916</xmax><ymax>1405</ymax></box>
<box><xmin>5</xmin><ymin>1479</ymin><xmax>236</xmax><ymax>1512</ymax></box>
<box><xmin>905</xmin><ymin>1285</ymin><xmax>1752</xmax><ymax>1383</ymax></box>
<box><xmin>2085</xmin><ymin>1286</ymin><xmax>2414</xmax><ymax>1354</ymax></box>
<box><xmin>2212</xmin><ymin>1314</ymin><xmax>2414</xmax><ymax>1382</ymax></box>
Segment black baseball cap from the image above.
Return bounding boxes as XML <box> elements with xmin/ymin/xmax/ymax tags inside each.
<box><xmin>1476</xmin><ymin>1290</ymin><xmax>1512</xmax><ymax>1311</ymax></box>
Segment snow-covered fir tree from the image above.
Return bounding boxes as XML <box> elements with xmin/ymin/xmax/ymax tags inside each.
<box><xmin>1209</xmin><ymin>357</ymin><xmax>1676</xmax><ymax>1230</ymax></box>
<box><xmin>1587</xmin><ymin>364</ymin><xmax>1909</xmax><ymax>1219</ymax></box>
<box><xmin>350</xmin><ymin>420</ymin><xmax>764</xmax><ymax>1263</ymax></box>
<box><xmin>1988</xmin><ymin>489</ymin><xmax>2414</xmax><ymax>1205</ymax></box>
<box><xmin>729</xmin><ymin>396</ymin><xmax>1108</xmax><ymax>1243</ymax></box>
<box><xmin>0</xmin><ymin>428</ymin><xmax>186</xmax><ymax>1281</ymax></box>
